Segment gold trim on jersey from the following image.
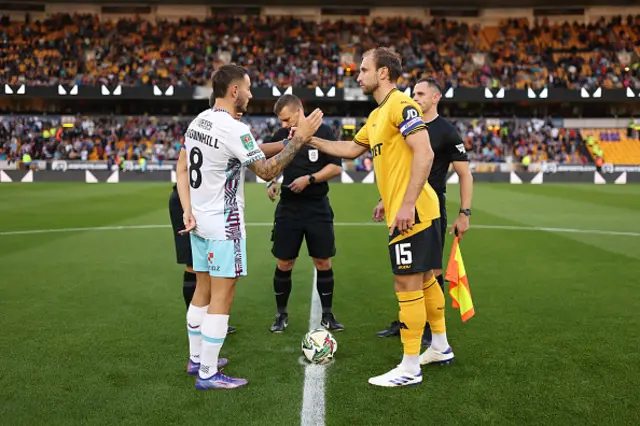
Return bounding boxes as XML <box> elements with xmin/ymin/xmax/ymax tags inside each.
<box><xmin>388</xmin><ymin>220</ymin><xmax>433</xmax><ymax>245</ymax></box>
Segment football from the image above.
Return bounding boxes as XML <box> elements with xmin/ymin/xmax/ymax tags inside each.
<box><xmin>301</xmin><ymin>328</ymin><xmax>338</xmax><ymax>364</ymax></box>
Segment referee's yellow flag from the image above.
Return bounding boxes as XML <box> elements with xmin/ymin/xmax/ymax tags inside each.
<box><xmin>445</xmin><ymin>237</ymin><xmax>475</xmax><ymax>322</ymax></box>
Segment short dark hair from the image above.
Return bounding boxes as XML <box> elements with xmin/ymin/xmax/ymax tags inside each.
<box><xmin>273</xmin><ymin>94</ymin><xmax>303</xmax><ymax>115</ymax></box>
<box><xmin>364</xmin><ymin>47</ymin><xmax>403</xmax><ymax>82</ymax></box>
<box><xmin>211</xmin><ymin>64</ymin><xmax>247</xmax><ymax>99</ymax></box>
<box><xmin>416</xmin><ymin>78</ymin><xmax>442</xmax><ymax>94</ymax></box>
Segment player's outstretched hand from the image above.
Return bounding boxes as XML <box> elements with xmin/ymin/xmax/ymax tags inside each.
<box><xmin>295</xmin><ymin>109</ymin><xmax>324</xmax><ymax>142</ymax></box>
<box><xmin>389</xmin><ymin>203</ymin><xmax>415</xmax><ymax>236</ymax></box>
<box><xmin>179</xmin><ymin>210</ymin><xmax>196</xmax><ymax>235</ymax></box>
<box><xmin>372</xmin><ymin>200</ymin><xmax>385</xmax><ymax>222</ymax></box>
<box><xmin>267</xmin><ymin>182</ymin><xmax>280</xmax><ymax>201</ymax></box>
<box><xmin>450</xmin><ymin>214</ymin><xmax>470</xmax><ymax>240</ymax></box>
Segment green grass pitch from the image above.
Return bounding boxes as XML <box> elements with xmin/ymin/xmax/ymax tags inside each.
<box><xmin>1</xmin><ymin>183</ymin><xmax>639</xmax><ymax>426</ymax></box>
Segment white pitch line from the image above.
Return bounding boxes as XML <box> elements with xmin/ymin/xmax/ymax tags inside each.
<box><xmin>1</xmin><ymin>223</ymin><xmax>639</xmax><ymax>237</ymax></box>
<box><xmin>300</xmin><ymin>268</ymin><xmax>326</xmax><ymax>426</ymax></box>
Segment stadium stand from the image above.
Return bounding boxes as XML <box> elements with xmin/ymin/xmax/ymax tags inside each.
<box><xmin>0</xmin><ymin>9</ymin><xmax>638</xmax><ymax>168</ymax></box>
<box><xmin>0</xmin><ymin>115</ymin><xmax>591</xmax><ymax>169</ymax></box>
<box><xmin>0</xmin><ymin>13</ymin><xmax>638</xmax><ymax>89</ymax></box>
<box><xmin>581</xmin><ymin>128</ymin><xmax>640</xmax><ymax>164</ymax></box>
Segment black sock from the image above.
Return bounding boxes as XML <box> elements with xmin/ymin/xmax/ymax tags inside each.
<box><xmin>183</xmin><ymin>271</ymin><xmax>196</xmax><ymax>308</ymax></box>
<box><xmin>316</xmin><ymin>268</ymin><xmax>334</xmax><ymax>314</ymax></box>
<box><xmin>274</xmin><ymin>268</ymin><xmax>292</xmax><ymax>315</ymax></box>
<box><xmin>436</xmin><ymin>274</ymin><xmax>445</xmax><ymax>294</ymax></box>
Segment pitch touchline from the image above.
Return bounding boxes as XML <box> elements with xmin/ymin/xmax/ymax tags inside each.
<box><xmin>1</xmin><ymin>223</ymin><xmax>639</xmax><ymax>237</ymax></box>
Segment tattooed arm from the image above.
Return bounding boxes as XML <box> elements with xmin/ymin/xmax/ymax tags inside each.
<box><xmin>247</xmin><ymin>109</ymin><xmax>324</xmax><ymax>181</ymax></box>
<box><xmin>247</xmin><ymin>134</ymin><xmax>308</xmax><ymax>181</ymax></box>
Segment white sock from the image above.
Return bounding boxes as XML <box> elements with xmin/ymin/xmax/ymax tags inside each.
<box><xmin>199</xmin><ymin>313</ymin><xmax>229</xmax><ymax>379</ymax></box>
<box><xmin>430</xmin><ymin>332</ymin><xmax>449</xmax><ymax>352</ymax></box>
<box><xmin>186</xmin><ymin>304</ymin><xmax>208</xmax><ymax>363</ymax></box>
<box><xmin>400</xmin><ymin>354</ymin><xmax>420</xmax><ymax>375</ymax></box>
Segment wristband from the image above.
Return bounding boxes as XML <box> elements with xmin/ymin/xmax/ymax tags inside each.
<box><xmin>267</xmin><ymin>180</ymin><xmax>276</xmax><ymax>188</ymax></box>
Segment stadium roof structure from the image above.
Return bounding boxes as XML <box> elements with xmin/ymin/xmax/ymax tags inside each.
<box><xmin>38</xmin><ymin>0</ymin><xmax>634</xmax><ymax>7</ymax></box>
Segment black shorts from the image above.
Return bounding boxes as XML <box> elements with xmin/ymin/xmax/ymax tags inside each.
<box><xmin>388</xmin><ymin>218</ymin><xmax>443</xmax><ymax>275</ymax></box>
<box><xmin>438</xmin><ymin>193</ymin><xmax>447</xmax><ymax>250</ymax></box>
<box><xmin>169</xmin><ymin>187</ymin><xmax>193</xmax><ymax>266</ymax></box>
<box><xmin>271</xmin><ymin>197</ymin><xmax>336</xmax><ymax>260</ymax></box>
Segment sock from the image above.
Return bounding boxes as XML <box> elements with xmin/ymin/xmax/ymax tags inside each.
<box><xmin>397</xmin><ymin>290</ymin><xmax>427</xmax><ymax>364</ymax></box>
<box><xmin>316</xmin><ymin>268</ymin><xmax>334</xmax><ymax>314</ymax></box>
<box><xmin>183</xmin><ymin>271</ymin><xmax>197</xmax><ymax>308</ymax></box>
<box><xmin>431</xmin><ymin>332</ymin><xmax>450</xmax><ymax>352</ymax></box>
<box><xmin>436</xmin><ymin>274</ymin><xmax>445</xmax><ymax>294</ymax></box>
<box><xmin>199</xmin><ymin>314</ymin><xmax>229</xmax><ymax>379</ymax></box>
<box><xmin>401</xmin><ymin>354</ymin><xmax>420</xmax><ymax>375</ymax></box>
<box><xmin>186</xmin><ymin>304</ymin><xmax>208</xmax><ymax>363</ymax></box>
<box><xmin>274</xmin><ymin>267</ymin><xmax>292</xmax><ymax>315</ymax></box>
<box><xmin>424</xmin><ymin>276</ymin><xmax>449</xmax><ymax>351</ymax></box>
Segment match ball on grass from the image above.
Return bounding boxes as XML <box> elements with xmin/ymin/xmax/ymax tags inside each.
<box><xmin>302</xmin><ymin>328</ymin><xmax>337</xmax><ymax>365</ymax></box>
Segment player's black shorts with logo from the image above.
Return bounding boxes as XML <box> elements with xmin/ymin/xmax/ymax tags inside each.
<box><xmin>388</xmin><ymin>212</ymin><xmax>443</xmax><ymax>275</ymax></box>
<box><xmin>271</xmin><ymin>197</ymin><xmax>336</xmax><ymax>260</ymax></box>
<box><xmin>169</xmin><ymin>186</ymin><xmax>193</xmax><ymax>266</ymax></box>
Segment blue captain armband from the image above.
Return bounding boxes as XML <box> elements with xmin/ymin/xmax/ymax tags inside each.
<box><xmin>398</xmin><ymin>106</ymin><xmax>425</xmax><ymax>137</ymax></box>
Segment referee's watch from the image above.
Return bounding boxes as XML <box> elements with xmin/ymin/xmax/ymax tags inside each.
<box><xmin>459</xmin><ymin>209</ymin><xmax>472</xmax><ymax>217</ymax></box>
<box><xmin>308</xmin><ymin>174</ymin><xmax>316</xmax><ymax>184</ymax></box>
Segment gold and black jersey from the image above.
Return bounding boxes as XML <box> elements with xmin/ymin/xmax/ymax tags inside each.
<box><xmin>354</xmin><ymin>88</ymin><xmax>440</xmax><ymax>240</ymax></box>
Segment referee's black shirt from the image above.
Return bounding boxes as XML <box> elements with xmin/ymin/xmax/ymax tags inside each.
<box><xmin>426</xmin><ymin>115</ymin><xmax>469</xmax><ymax>195</ymax></box>
<box><xmin>267</xmin><ymin>124</ymin><xmax>341</xmax><ymax>202</ymax></box>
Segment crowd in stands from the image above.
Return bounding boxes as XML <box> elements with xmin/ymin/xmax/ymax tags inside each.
<box><xmin>0</xmin><ymin>114</ymin><xmax>592</xmax><ymax>168</ymax></box>
<box><xmin>1</xmin><ymin>13</ymin><xmax>639</xmax><ymax>90</ymax></box>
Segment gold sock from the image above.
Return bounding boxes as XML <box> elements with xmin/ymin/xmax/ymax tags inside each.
<box><xmin>424</xmin><ymin>277</ymin><xmax>446</xmax><ymax>334</ymax></box>
<box><xmin>397</xmin><ymin>290</ymin><xmax>427</xmax><ymax>356</ymax></box>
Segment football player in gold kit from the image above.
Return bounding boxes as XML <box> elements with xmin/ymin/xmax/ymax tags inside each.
<box><xmin>309</xmin><ymin>47</ymin><xmax>452</xmax><ymax>387</ymax></box>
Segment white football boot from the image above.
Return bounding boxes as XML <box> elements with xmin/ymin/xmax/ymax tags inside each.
<box><xmin>419</xmin><ymin>346</ymin><xmax>455</xmax><ymax>365</ymax></box>
<box><xmin>368</xmin><ymin>365</ymin><xmax>423</xmax><ymax>387</ymax></box>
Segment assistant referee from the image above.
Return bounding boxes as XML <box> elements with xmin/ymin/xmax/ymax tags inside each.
<box><xmin>266</xmin><ymin>94</ymin><xmax>344</xmax><ymax>333</ymax></box>
<box><xmin>376</xmin><ymin>78</ymin><xmax>474</xmax><ymax>344</ymax></box>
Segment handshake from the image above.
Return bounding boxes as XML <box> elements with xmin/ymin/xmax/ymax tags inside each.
<box><xmin>282</xmin><ymin>108</ymin><xmax>324</xmax><ymax>147</ymax></box>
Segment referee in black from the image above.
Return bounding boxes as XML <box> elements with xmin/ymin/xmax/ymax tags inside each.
<box><xmin>169</xmin><ymin>184</ymin><xmax>236</xmax><ymax>333</ymax></box>
<box><xmin>375</xmin><ymin>78</ymin><xmax>474</xmax><ymax>345</ymax></box>
<box><xmin>266</xmin><ymin>94</ymin><xmax>344</xmax><ymax>333</ymax></box>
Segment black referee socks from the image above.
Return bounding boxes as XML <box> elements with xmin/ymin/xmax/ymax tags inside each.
<box><xmin>316</xmin><ymin>268</ymin><xmax>335</xmax><ymax>314</ymax></box>
<box><xmin>183</xmin><ymin>271</ymin><xmax>197</xmax><ymax>308</ymax></box>
<box><xmin>274</xmin><ymin>267</ymin><xmax>293</xmax><ymax>315</ymax></box>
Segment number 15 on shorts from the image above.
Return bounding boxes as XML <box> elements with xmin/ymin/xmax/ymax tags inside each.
<box><xmin>395</xmin><ymin>243</ymin><xmax>412</xmax><ymax>266</ymax></box>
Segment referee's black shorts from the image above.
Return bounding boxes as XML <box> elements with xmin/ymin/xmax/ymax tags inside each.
<box><xmin>438</xmin><ymin>192</ymin><xmax>447</xmax><ymax>250</ymax></box>
<box><xmin>169</xmin><ymin>186</ymin><xmax>193</xmax><ymax>266</ymax></box>
<box><xmin>271</xmin><ymin>197</ymin><xmax>336</xmax><ymax>260</ymax></box>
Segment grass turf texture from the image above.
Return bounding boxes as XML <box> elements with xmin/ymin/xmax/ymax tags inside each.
<box><xmin>1</xmin><ymin>183</ymin><xmax>639</xmax><ymax>426</ymax></box>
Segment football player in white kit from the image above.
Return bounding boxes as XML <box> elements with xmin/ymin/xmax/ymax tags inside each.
<box><xmin>176</xmin><ymin>64</ymin><xmax>324</xmax><ymax>390</ymax></box>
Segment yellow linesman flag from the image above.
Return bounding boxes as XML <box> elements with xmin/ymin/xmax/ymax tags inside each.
<box><xmin>445</xmin><ymin>237</ymin><xmax>475</xmax><ymax>322</ymax></box>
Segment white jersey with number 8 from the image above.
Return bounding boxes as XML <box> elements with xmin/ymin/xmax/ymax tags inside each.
<box><xmin>183</xmin><ymin>109</ymin><xmax>265</xmax><ymax>241</ymax></box>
